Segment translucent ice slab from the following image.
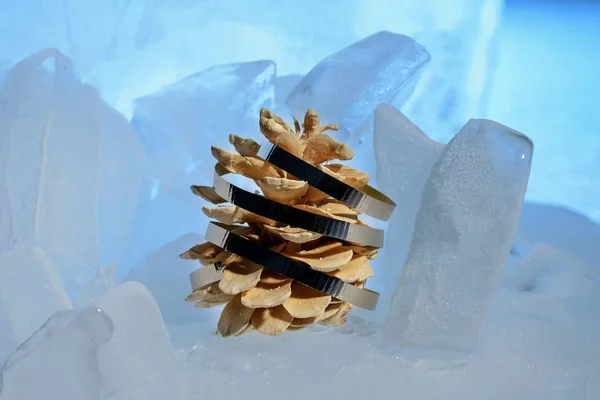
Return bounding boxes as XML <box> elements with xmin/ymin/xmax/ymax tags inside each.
<box><xmin>0</xmin><ymin>307</ymin><xmax>113</xmax><ymax>400</ymax></box>
<box><xmin>385</xmin><ymin>118</ymin><xmax>533</xmax><ymax>351</ymax></box>
<box><xmin>0</xmin><ymin>246</ymin><xmax>72</xmax><ymax>365</ymax></box>
<box><xmin>0</xmin><ymin>49</ymin><xmax>145</xmax><ymax>294</ymax></box>
<box><xmin>91</xmin><ymin>282</ymin><xmax>177</xmax><ymax>397</ymax></box>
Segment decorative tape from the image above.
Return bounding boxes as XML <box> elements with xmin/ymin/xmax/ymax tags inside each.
<box><xmin>193</xmin><ymin>222</ymin><xmax>380</xmax><ymax>310</ymax></box>
<box><xmin>257</xmin><ymin>142</ymin><xmax>396</xmax><ymax>221</ymax></box>
<box><xmin>209</xmin><ymin>164</ymin><xmax>384</xmax><ymax>248</ymax></box>
<box><xmin>189</xmin><ymin>262</ymin><xmax>224</xmax><ymax>290</ymax></box>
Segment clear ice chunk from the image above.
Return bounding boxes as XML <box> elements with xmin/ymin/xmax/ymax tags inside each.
<box><xmin>73</xmin><ymin>262</ymin><xmax>117</xmax><ymax>308</ymax></box>
<box><xmin>272</xmin><ymin>74</ymin><xmax>303</xmax><ymax>117</ymax></box>
<box><xmin>125</xmin><ymin>234</ymin><xmax>212</xmax><ymax>325</ymax></box>
<box><xmin>0</xmin><ymin>62</ymin><xmax>8</xmax><ymax>88</ymax></box>
<box><xmin>0</xmin><ymin>64</ymin><xmax>10</xmax><ymax>250</ymax></box>
<box><xmin>0</xmin><ymin>307</ymin><xmax>114</xmax><ymax>400</ymax></box>
<box><xmin>0</xmin><ymin>3</ymin><xmax>68</xmax><ymax>68</ymax></box>
<box><xmin>131</xmin><ymin>60</ymin><xmax>276</xmax><ymax>195</ymax></box>
<box><xmin>0</xmin><ymin>49</ymin><xmax>145</xmax><ymax>294</ymax></box>
<box><xmin>0</xmin><ymin>50</ymin><xmax>100</xmax><ymax>287</ymax></box>
<box><xmin>287</xmin><ymin>31</ymin><xmax>430</xmax><ymax>142</ymax></box>
<box><xmin>0</xmin><ymin>246</ymin><xmax>72</xmax><ymax>365</ymax></box>
<box><xmin>124</xmin><ymin>187</ymin><xmax>210</xmax><ymax>271</ymax></box>
<box><xmin>98</xmin><ymin>104</ymin><xmax>146</xmax><ymax>267</ymax></box>
<box><xmin>275</xmin><ymin>75</ymin><xmax>303</xmax><ymax>106</ymax></box>
<box><xmin>385</xmin><ymin>119</ymin><xmax>534</xmax><ymax>351</ymax></box>
<box><xmin>91</xmin><ymin>282</ymin><xmax>177</xmax><ymax>398</ymax></box>
<box><xmin>354</xmin><ymin>0</ymin><xmax>504</xmax><ymax>142</ymax></box>
<box><xmin>0</xmin><ymin>1</ymin><xmax>157</xmax><ymax>79</ymax></box>
<box><xmin>372</xmin><ymin>104</ymin><xmax>444</xmax><ymax>316</ymax></box>
<box><xmin>63</xmin><ymin>0</ymin><xmax>158</xmax><ymax>73</ymax></box>
<box><xmin>2</xmin><ymin>0</ymin><xmax>501</xmax><ymax>140</ymax></box>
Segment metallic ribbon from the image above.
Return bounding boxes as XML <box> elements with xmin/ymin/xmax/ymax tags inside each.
<box><xmin>190</xmin><ymin>222</ymin><xmax>380</xmax><ymax>310</ymax></box>
<box><xmin>189</xmin><ymin>262</ymin><xmax>224</xmax><ymax>290</ymax></box>
<box><xmin>257</xmin><ymin>142</ymin><xmax>396</xmax><ymax>221</ymax></box>
<box><xmin>208</xmin><ymin>164</ymin><xmax>384</xmax><ymax>248</ymax></box>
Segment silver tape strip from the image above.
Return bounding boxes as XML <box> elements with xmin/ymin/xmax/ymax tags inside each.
<box><xmin>189</xmin><ymin>262</ymin><xmax>224</xmax><ymax>290</ymax></box>
<box><xmin>210</xmin><ymin>164</ymin><xmax>384</xmax><ymax>248</ymax></box>
<box><xmin>257</xmin><ymin>142</ymin><xmax>396</xmax><ymax>221</ymax></box>
<box><xmin>202</xmin><ymin>222</ymin><xmax>380</xmax><ymax>310</ymax></box>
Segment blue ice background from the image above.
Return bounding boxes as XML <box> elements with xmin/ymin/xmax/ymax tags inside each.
<box><xmin>2</xmin><ymin>0</ymin><xmax>596</xmax><ymax>223</ymax></box>
<box><xmin>489</xmin><ymin>0</ymin><xmax>600</xmax><ymax>223</ymax></box>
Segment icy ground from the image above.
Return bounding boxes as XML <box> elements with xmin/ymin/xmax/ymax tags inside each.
<box><xmin>1</xmin><ymin>0</ymin><xmax>599</xmax><ymax>399</ymax></box>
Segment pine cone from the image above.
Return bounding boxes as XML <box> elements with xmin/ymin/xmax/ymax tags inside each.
<box><xmin>182</xmin><ymin>108</ymin><xmax>379</xmax><ymax>337</ymax></box>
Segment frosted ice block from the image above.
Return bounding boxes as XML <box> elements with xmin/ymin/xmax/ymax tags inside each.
<box><xmin>385</xmin><ymin>118</ymin><xmax>533</xmax><ymax>351</ymax></box>
<box><xmin>0</xmin><ymin>246</ymin><xmax>72</xmax><ymax>365</ymax></box>
<box><xmin>0</xmin><ymin>307</ymin><xmax>113</xmax><ymax>400</ymax></box>
<box><xmin>91</xmin><ymin>282</ymin><xmax>177</xmax><ymax>397</ymax></box>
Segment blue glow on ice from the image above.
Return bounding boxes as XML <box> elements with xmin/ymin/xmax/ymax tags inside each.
<box><xmin>0</xmin><ymin>0</ymin><xmax>599</xmax><ymax>399</ymax></box>
<box><xmin>150</xmin><ymin>179</ymin><xmax>160</xmax><ymax>201</ymax></box>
